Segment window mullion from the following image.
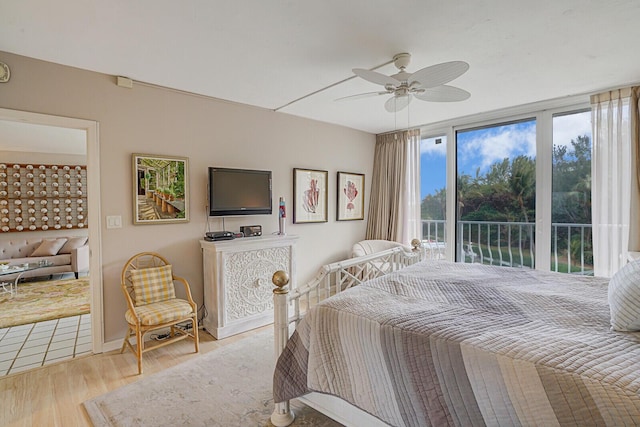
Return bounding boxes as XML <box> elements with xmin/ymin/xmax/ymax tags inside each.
<box><xmin>536</xmin><ymin>111</ymin><xmax>552</xmax><ymax>271</ymax></box>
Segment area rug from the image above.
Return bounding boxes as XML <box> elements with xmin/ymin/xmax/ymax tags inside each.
<box><xmin>84</xmin><ymin>330</ymin><xmax>341</xmax><ymax>427</ymax></box>
<box><xmin>0</xmin><ymin>277</ymin><xmax>90</xmax><ymax>328</ymax></box>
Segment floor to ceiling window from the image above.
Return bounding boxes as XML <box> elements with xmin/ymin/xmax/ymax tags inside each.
<box><xmin>456</xmin><ymin>119</ymin><xmax>537</xmax><ymax>268</ymax></box>
<box><xmin>551</xmin><ymin>110</ymin><xmax>592</xmax><ymax>274</ymax></box>
<box><xmin>420</xmin><ymin>135</ymin><xmax>447</xmax><ymax>259</ymax></box>
<box><xmin>419</xmin><ymin>103</ymin><xmax>592</xmax><ymax>274</ymax></box>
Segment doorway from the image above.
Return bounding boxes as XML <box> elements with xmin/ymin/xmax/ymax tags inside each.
<box><xmin>0</xmin><ymin>108</ymin><xmax>102</xmax><ymax>375</ymax></box>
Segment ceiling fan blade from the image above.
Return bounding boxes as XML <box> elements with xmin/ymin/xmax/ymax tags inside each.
<box><xmin>384</xmin><ymin>95</ymin><xmax>412</xmax><ymax>112</ymax></box>
<box><xmin>415</xmin><ymin>85</ymin><xmax>471</xmax><ymax>102</ymax></box>
<box><xmin>353</xmin><ymin>68</ymin><xmax>401</xmax><ymax>87</ymax></box>
<box><xmin>335</xmin><ymin>91</ymin><xmax>389</xmax><ymax>102</ymax></box>
<box><xmin>408</xmin><ymin>61</ymin><xmax>469</xmax><ymax>88</ymax></box>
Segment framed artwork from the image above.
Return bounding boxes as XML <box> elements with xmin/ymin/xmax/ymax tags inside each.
<box><xmin>293</xmin><ymin>168</ymin><xmax>328</xmax><ymax>223</ymax></box>
<box><xmin>337</xmin><ymin>171</ymin><xmax>365</xmax><ymax>221</ymax></box>
<box><xmin>132</xmin><ymin>153</ymin><xmax>189</xmax><ymax>225</ymax></box>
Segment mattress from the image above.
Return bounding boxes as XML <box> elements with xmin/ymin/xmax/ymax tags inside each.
<box><xmin>273</xmin><ymin>261</ymin><xmax>640</xmax><ymax>426</ymax></box>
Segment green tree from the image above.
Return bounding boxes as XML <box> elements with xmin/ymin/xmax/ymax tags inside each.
<box><xmin>552</xmin><ymin>135</ymin><xmax>591</xmax><ymax>224</ymax></box>
<box><xmin>509</xmin><ymin>155</ymin><xmax>536</xmax><ymax>223</ymax></box>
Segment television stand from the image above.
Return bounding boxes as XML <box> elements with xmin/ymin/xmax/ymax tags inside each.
<box><xmin>200</xmin><ymin>235</ymin><xmax>298</xmax><ymax>338</ymax></box>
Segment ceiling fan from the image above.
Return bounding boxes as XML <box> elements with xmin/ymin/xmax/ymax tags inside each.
<box><xmin>339</xmin><ymin>53</ymin><xmax>470</xmax><ymax>112</ymax></box>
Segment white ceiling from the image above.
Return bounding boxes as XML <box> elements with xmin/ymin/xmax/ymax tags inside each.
<box><xmin>1</xmin><ymin>1</ymin><xmax>640</xmax><ymax>134</ymax></box>
<box><xmin>0</xmin><ymin>120</ymin><xmax>86</xmax><ymax>155</ymax></box>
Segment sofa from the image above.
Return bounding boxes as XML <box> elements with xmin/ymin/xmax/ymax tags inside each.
<box><xmin>0</xmin><ymin>236</ymin><xmax>89</xmax><ymax>281</ymax></box>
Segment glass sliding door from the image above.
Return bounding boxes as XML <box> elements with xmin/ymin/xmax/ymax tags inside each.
<box><xmin>456</xmin><ymin>119</ymin><xmax>537</xmax><ymax>268</ymax></box>
<box><xmin>551</xmin><ymin>110</ymin><xmax>593</xmax><ymax>274</ymax></box>
<box><xmin>420</xmin><ymin>135</ymin><xmax>447</xmax><ymax>259</ymax></box>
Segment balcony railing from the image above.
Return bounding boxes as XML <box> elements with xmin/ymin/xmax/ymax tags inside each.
<box><xmin>421</xmin><ymin>220</ymin><xmax>593</xmax><ymax>275</ymax></box>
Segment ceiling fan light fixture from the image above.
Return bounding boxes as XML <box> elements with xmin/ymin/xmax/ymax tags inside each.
<box><xmin>384</xmin><ymin>93</ymin><xmax>412</xmax><ymax>113</ymax></box>
<box><xmin>344</xmin><ymin>53</ymin><xmax>470</xmax><ymax>111</ymax></box>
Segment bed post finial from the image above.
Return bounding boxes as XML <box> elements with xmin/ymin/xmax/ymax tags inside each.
<box><xmin>272</xmin><ymin>270</ymin><xmax>295</xmax><ymax>426</ymax></box>
<box><xmin>272</xmin><ymin>270</ymin><xmax>290</xmax><ymax>294</ymax></box>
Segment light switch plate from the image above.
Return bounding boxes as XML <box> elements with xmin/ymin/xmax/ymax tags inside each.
<box><xmin>106</xmin><ymin>215</ymin><xmax>122</xmax><ymax>229</ymax></box>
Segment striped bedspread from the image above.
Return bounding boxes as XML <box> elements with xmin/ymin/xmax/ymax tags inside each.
<box><xmin>273</xmin><ymin>261</ymin><xmax>640</xmax><ymax>426</ymax></box>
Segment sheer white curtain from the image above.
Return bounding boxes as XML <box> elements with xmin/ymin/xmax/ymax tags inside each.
<box><xmin>399</xmin><ymin>130</ymin><xmax>421</xmax><ymax>244</ymax></box>
<box><xmin>366</xmin><ymin>129</ymin><xmax>421</xmax><ymax>244</ymax></box>
<box><xmin>591</xmin><ymin>88</ymin><xmax>640</xmax><ymax>277</ymax></box>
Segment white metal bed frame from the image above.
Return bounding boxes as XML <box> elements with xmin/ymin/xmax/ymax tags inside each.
<box><xmin>270</xmin><ymin>243</ymin><xmax>424</xmax><ymax>426</ymax></box>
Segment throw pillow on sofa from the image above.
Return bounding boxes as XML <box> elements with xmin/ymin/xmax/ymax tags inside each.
<box><xmin>59</xmin><ymin>236</ymin><xmax>88</xmax><ymax>254</ymax></box>
<box><xmin>30</xmin><ymin>238</ymin><xmax>68</xmax><ymax>257</ymax></box>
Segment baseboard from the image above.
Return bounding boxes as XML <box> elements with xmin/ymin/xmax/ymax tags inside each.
<box><xmin>102</xmin><ymin>339</ymin><xmax>122</xmax><ymax>353</ymax></box>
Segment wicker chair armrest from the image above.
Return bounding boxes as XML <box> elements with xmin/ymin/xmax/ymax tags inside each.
<box><xmin>120</xmin><ymin>284</ymin><xmax>140</xmax><ymax>323</ymax></box>
<box><xmin>172</xmin><ymin>275</ymin><xmax>197</xmax><ymax>308</ymax></box>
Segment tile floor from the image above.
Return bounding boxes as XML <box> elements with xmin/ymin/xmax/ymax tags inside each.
<box><xmin>0</xmin><ymin>313</ymin><xmax>91</xmax><ymax>376</ymax></box>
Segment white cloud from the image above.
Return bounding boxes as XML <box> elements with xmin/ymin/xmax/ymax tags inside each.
<box><xmin>553</xmin><ymin>111</ymin><xmax>591</xmax><ymax>149</ymax></box>
<box><xmin>458</xmin><ymin>124</ymin><xmax>536</xmax><ymax>173</ymax></box>
<box><xmin>420</xmin><ymin>136</ymin><xmax>447</xmax><ymax>156</ymax></box>
<box><xmin>421</xmin><ymin>111</ymin><xmax>591</xmax><ymax>176</ymax></box>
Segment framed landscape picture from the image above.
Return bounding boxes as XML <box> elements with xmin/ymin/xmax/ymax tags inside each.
<box><xmin>293</xmin><ymin>168</ymin><xmax>328</xmax><ymax>223</ymax></box>
<box><xmin>132</xmin><ymin>154</ymin><xmax>189</xmax><ymax>225</ymax></box>
<box><xmin>337</xmin><ymin>171</ymin><xmax>364</xmax><ymax>221</ymax></box>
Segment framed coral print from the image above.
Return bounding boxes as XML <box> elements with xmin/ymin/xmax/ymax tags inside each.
<box><xmin>132</xmin><ymin>154</ymin><xmax>189</xmax><ymax>225</ymax></box>
<box><xmin>293</xmin><ymin>168</ymin><xmax>328</xmax><ymax>223</ymax></box>
<box><xmin>337</xmin><ymin>171</ymin><xmax>364</xmax><ymax>221</ymax></box>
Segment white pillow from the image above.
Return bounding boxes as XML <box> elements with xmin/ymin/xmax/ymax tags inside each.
<box><xmin>59</xmin><ymin>236</ymin><xmax>88</xmax><ymax>254</ymax></box>
<box><xmin>30</xmin><ymin>238</ymin><xmax>68</xmax><ymax>257</ymax></box>
<box><xmin>609</xmin><ymin>259</ymin><xmax>640</xmax><ymax>331</ymax></box>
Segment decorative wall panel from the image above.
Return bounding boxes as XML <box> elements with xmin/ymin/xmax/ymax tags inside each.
<box><xmin>224</xmin><ymin>246</ymin><xmax>289</xmax><ymax>321</ymax></box>
<box><xmin>0</xmin><ymin>163</ymin><xmax>87</xmax><ymax>232</ymax></box>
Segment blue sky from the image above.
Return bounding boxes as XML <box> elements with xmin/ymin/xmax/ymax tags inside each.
<box><xmin>420</xmin><ymin>111</ymin><xmax>591</xmax><ymax>199</ymax></box>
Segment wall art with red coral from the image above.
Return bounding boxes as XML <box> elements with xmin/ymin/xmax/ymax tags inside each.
<box><xmin>337</xmin><ymin>171</ymin><xmax>364</xmax><ymax>221</ymax></box>
<box><xmin>293</xmin><ymin>168</ymin><xmax>328</xmax><ymax>224</ymax></box>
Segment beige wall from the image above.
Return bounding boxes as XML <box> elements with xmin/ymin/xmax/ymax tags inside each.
<box><xmin>0</xmin><ymin>51</ymin><xmax>375</xmax><ymax>343</ymax></box>
<box><xmin>0</xmin><ymin>151</ymin><xmax>86</xmax><ymax>166</ymax></box>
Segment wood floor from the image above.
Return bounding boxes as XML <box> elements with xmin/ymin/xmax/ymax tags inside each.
<box><xmin>0</xmin><ymin>326</ymin><xmax>267</xmax><ymax>427</ymax></box>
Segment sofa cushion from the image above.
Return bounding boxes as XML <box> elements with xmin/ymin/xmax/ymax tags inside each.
<box><xmin>30</xmin><ymin>238</ymin><xmax>68</xmax><ymax>257</ymax></box>
<box><xmin>125</xmin><ymin>299</ymin><xmax>193</xmax><ymax>325</ymax></box>
<box><xmin>59</xmin><ymin>236</ymin><xmax>88</xmax><ymax>254</ymax></box>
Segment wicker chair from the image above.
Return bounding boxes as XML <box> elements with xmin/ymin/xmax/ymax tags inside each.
<box><xmin>120</xmin><ymin>252</ymin><xmax>199</xmax><ymax>374</ymax></box>
<box><xmin>350</xmin><ymin>239</ymin><xmax>412</xmax><ymax>258</ymax></box>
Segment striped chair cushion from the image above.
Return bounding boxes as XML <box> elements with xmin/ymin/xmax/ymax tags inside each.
<box><xmin>609</xmin><ymin>259</ymin><xmax>640</xmax><ymax>331</ymax></box>
<box><xmin>125</xmin><ymin>299</ymin><xmax>194</xmax><ymax>325</ymax></box>
<box><xmin>130</xmin><ymin>264</ymin><xmax>176</xmax><ymax>306</ymax></box>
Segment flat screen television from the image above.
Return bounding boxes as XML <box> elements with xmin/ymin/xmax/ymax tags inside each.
<box><xmin>208</xmin><ymin>167</ymin><xmax>272</xmax><ymax>216</ymax></box>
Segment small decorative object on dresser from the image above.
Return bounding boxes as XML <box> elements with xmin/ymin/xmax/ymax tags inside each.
<box><xmin>336</xmin><ymin>171</ymin><xmax>364</xmax><ymax>221</ymax></box>
<box><xmin>293</xmin><ymin>168</ymin><xmax>327</xmax><ymax>224</ymax></box>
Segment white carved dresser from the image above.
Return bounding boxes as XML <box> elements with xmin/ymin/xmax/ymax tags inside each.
<box><xmin>200</xmin><ymin>235</ymin><xmax>298</xmax><ymax>339</ymax></box>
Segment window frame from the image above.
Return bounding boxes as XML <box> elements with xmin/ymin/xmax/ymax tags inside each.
<box><xmin>420</xmin><ymin>96</ymin><xmax>591</xmax><ymax>270</ymax></box>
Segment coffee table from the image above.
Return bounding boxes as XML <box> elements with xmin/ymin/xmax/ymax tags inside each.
<box><xmin>0</xmin><ymin>261</ymin><xmax>54</xmax><ymax>296</ymax></box>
